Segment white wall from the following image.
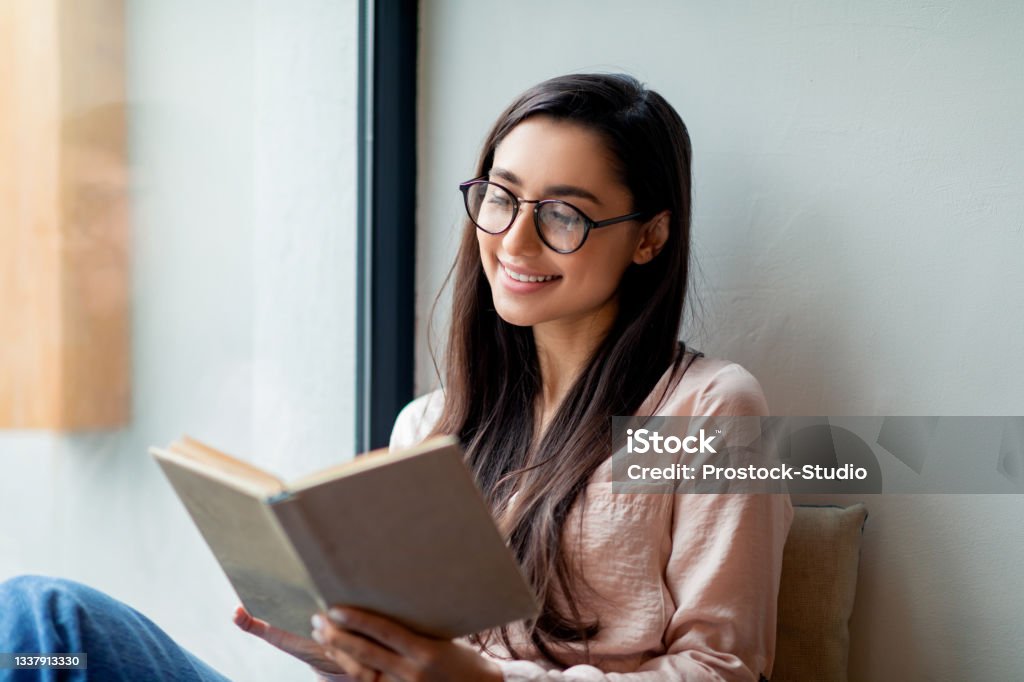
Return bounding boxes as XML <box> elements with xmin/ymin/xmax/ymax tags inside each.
<box><xmin>0</xmin><ymin>1</ymin><xmax>358</xmax><ymax>680</ymax></box>
<box><xmin>417</xmin><ymin>2</ymin><xmax>1024</xmax><ymax>680</ymax></box>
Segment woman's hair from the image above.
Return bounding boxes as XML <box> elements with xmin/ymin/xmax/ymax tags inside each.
<box><xmin>427</xmin><ymin>72</ymin><xmax>694</xmax><ymax>666</ymax></box>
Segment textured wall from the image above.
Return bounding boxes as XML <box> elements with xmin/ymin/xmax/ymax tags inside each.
<box><xmin>0</xmin><ymin>1</ymin><xmax>358</xmax><ymax>679</ymax></box>
<box><xmin>416</xmin><ymin>2</ymin><xmax>1024</xmax><ymax>680</ymax></box>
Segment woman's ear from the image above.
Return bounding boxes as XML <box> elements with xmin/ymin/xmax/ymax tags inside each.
<box><xmin>632</xmin><ymin>210</ymin><xmax>671</xmax><ymax>265</ymax></box>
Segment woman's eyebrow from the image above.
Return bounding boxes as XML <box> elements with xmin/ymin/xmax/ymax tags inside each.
<box><xmin>489</xmin><ymin>167</ymin><xmax>602</xmax><ymax>206</ymax></box>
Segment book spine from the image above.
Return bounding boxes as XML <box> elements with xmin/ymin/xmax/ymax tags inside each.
<box><xmin>266</xmin><ymin>490</ymin><xmax>293</xmax><ymax>504</ymax></box>
<box><xmin>267</xmin><ymin>496</ymin><xmax>336</xmax><ymax>611</ymax></box>
<box><xmin>258</xmin><ymin>499</ymin><xmax>326</xmax><ymax>612</ymax></box>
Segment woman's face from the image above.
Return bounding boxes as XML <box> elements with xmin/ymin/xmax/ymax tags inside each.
<box><xmin>476</xmin><ymin>116</ymin><xmax>649</xmax><ymax>330</ymax></box>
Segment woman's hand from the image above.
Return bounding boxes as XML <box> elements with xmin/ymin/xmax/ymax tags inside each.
<box><xmin>310</xmin><ymin>606</ymin><xmax>504</xmax><ymax>682</ymax></box>
<box><xmin>232</xmin><ymin>604</ymin><xmax>349</xmax><ymax>677</ymax></box>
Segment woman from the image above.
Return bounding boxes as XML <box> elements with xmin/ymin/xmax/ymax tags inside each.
<box><xmin>240</xmin><ymin>72</ymin><xmax>793</xmax><ymax>681</ymax></box>
<box><xmin>0</xmin><ymin>73</ymin><xmax>791</xmax><ymax>682</ymax></box>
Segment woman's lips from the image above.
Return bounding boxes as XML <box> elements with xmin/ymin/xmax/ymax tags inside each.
<box><xmin>498</xmin><ymin>261</ymin><xmax>562</xmax><ymax>293</ymax></box>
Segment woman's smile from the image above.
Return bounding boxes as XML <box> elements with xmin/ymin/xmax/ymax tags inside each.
<box><xmin>498</xmin><ymin>258</ymin><xmax>563</xmax><ymax>292</ymax></box>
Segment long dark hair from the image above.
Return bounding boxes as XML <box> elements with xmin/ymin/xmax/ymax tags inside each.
<box><xmin>427</xmin><ymin>73</ymin><xmax>694</xmax><ymax>667</ymax></box>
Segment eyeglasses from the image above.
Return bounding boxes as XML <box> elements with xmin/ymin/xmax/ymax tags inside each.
<box><xmin>458</xmin><ymin>177</ymin><xmax>646</xmax><ymax>254</ymax></box>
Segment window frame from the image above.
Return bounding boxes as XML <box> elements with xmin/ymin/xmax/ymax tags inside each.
<box><xmin>355</xmin><ymin>0</ymin><xmax>418</xmax><ymax>452</ymax></box>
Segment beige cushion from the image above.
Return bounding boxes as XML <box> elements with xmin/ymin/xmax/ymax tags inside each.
<box><xmin>771</xmin><ymin>504</ymin><xmax>868</xmax><ymax>682</ymax></box>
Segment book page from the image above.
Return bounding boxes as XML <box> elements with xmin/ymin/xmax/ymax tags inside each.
<box><xmin>153</xmin><ymin>451</ymin><xmax>323</xmax><ymax>637</ymax></box>
<box><xmin>155</xmin><ymin>436</ymin><xmax>285</xmax><ymax>499</ymax></box>
<box><xmin>284</xmin><ymin>435</ymin><xmax>459</xmax><ymax>493</ymax></box>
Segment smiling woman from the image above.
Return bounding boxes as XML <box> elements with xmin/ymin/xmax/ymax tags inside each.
<box><xmin>277</xmin><ymin>73</ymin><xmax>791</xmax><ymax>682</ymax></box>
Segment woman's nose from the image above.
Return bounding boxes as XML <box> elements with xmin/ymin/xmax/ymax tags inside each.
<box><xmin>502</xmin><ymin>204</ymin><xmax>543</xmax><ymax>257</ymax></box>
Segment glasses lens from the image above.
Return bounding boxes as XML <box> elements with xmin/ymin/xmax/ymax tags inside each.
<box><xmin>537</xmin><ymin>202</ymin><xmax>588</xmax><ymax>253</ymax></box>
<box><xmin>465</xmin><ymin>182</ymin><xmax>515</xmax><ymax>233</ymax></box>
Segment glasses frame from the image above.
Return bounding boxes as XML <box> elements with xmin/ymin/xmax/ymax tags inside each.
<box><xmin>458</xmin><ymin>177</ymin><xmax>646</xmax><ymax>254</ymax></box>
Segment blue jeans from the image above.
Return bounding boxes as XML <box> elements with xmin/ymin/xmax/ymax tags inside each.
<box><xmin>0</xmin><ymin>574</ymin><xmax>233</xmax><ymax>682</ymax></box>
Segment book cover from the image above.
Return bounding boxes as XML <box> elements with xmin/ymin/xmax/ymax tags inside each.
<box><xmin>150</xmin><ymin>435</ymin><xmax>540</xmax><ymax>640</ymax></box>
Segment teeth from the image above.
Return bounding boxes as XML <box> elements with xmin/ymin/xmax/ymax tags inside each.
<box><xmin>503</xmin><ymin>265</ymin><xmax>557</xmax><ymax>283</ymax></box>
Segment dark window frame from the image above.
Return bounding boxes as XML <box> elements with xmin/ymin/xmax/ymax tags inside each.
<box><xmin>355</xmin><ymin>0</ymin><xmax>418</xmax><ymax>453</ymax></box>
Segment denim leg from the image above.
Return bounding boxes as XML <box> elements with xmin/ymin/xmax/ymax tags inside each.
<box><xmin>0</xmin><ymin>574</ymin><xmax>233</xmax><ymax>682</ymax></box>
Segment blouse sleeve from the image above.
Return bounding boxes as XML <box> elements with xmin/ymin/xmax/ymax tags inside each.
<box><xmin>492</xmin><ymin>363</ymin><xmax>794</xmax><ymax>681</ymax></box>
<box><xmin>388</xmin><ymin>389</ymin><xmax>445</xmax><ymax>452</ymax></box>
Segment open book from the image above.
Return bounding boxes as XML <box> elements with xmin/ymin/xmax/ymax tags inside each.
<box><xmin>149</xmin><ymin>435</ymin><xmax>540</xmax><ymax>640</ymax></box>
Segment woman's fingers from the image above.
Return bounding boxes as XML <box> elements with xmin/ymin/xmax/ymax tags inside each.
<box><xmin>313</xmin><ymin>614</ymin><xmax>419</xmax><ymax>680</ymax></box>
<box><xmin>233</xmin><ymin>605</ymin><xmax>306</xmax><ymax>650</ymax></box>
<box><xmin>316</xmin><ymin>640</ymin><xmax>365</xmax><ymax>679</ymax></box>
<box><xmin>326</xmin><ymin>607</ymin><xmax>425</xmax><ymax>659</ymax></box>
<box><xmin>232</xmin><ymin>605</ymin><xmax>346</xmax><ymax>675</ymax></box>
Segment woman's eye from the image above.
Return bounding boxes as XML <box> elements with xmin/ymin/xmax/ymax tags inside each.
<box><xmin>545</xmin><ymin>206</ymin><xmax>581</xmax><ymax>229</ymax></box>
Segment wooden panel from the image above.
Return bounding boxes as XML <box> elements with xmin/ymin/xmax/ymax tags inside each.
<box><xmin>0</xmin><ymin>0</ymin><xmax>128</xmax><ymax>429</ymax></box>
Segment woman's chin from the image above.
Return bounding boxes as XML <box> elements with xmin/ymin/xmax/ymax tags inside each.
<box><xmin>494</xmin><ymin>311</ymin><xmax>544</xmax><ymax>328</ymax></box>
<box><xmin>492</xmin><ymin>301</ymin><xmax>550</xmax><ymax>328</ymax></box>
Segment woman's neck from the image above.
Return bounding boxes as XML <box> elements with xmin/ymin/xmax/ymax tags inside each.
<box><xmin>532</xmin><ymin>299</ymin><xmax>618</xmax><ymax>430</ymax></box>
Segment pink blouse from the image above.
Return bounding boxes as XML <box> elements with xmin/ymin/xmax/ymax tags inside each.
<box><xmin>387</xmin><ymin>352</ymin><xmax>793</xmax><ymax>681</ymax></box>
